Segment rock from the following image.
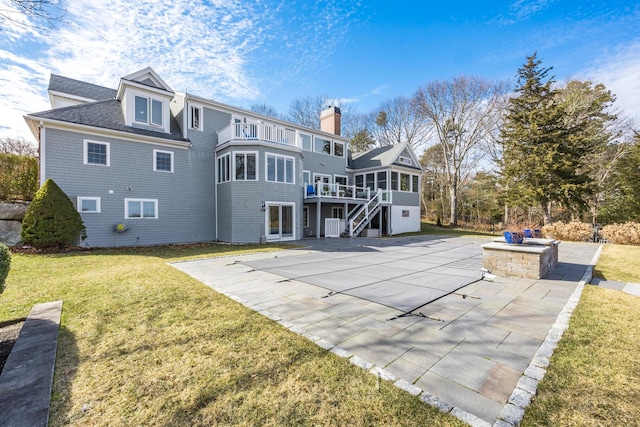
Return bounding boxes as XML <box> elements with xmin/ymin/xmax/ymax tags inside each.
<box><xmin>0</xmin><ymin>220</ymin><xmax>22</xmax><ymax>246</ymax></box>
<box><xmin>0</xmin><ymin>203</ymin><xmax>28</xmax><ymax>221</ymax></box>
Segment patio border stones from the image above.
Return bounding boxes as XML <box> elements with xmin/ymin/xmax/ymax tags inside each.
<box><xmin>494</xmin><ymin>244</ymin><xmax>603</xmax><ymax>426</ymax></box>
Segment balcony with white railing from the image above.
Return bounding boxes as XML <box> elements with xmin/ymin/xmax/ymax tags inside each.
<box><xmin>217</xmin><ymin>121</ymin><xmax>301</xmax><ymax>147</ymax></box>
<box><xmin>304</xmin><ymin>182</ymin><xmax>369</xmax><ymax>201</ymax></box>
<box><xmin>303</xmin><ymin>182</ymin><xmax>393</xmax><ymax>204</ymax></box>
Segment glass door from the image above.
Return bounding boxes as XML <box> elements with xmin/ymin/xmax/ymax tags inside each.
<box><xmin>266</xmin><ymin>203</ymin><xmax>295</xmax><ymax>241</ymax></box>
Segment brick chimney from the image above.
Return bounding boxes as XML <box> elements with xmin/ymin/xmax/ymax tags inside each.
<box><xmin>320</xmin><ymin>106</ymin><xmax>341</xmax><ymax>136</ymax></box>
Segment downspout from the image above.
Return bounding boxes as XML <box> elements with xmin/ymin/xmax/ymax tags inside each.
<box><xmin>39</xmin><ymin>121</ymin><xmax>46</xmax><ymax>187</ymax></box>
<box><xmin>214</xmin><ymin>151</ymin><xmax>218</xmax><ymax>241</ymax></box>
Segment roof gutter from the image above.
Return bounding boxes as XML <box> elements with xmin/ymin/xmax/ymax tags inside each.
<box><xmin>23</xmin><ymin>115</ymin><xmax>192</xmax><ymax>149</ymax></box>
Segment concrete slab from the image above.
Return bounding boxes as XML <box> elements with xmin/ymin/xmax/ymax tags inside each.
<box><xmin>622</xmin><ymin>282</ymin><xmax>640</xmax><ymax>297</ymax></box>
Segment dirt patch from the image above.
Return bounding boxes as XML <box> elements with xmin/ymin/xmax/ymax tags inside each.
<box><xmin>0</xmin><ymin>318</ymin><xmax>25</xmax><ymax>374</ymax></box>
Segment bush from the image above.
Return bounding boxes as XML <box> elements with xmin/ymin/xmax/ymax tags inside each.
<box><xmin>0</xmin><ymin>244</ymin><xmax>9</xmax><ymax>294</ymax></box>
<box><xmin>600</xmin><ymin>222</ymin><xmax>640</xmax><ymax>245</ymax></box>
<box><xmin>541</xmin><ymin>221</ymin><xmax>592</xmax><ymax>242</ymax></box>
<box><xmin>21</xmin><ymin>179</ymin><xmax>86</xmax><ymax>249</ymax></box>
<box><xmin>0</xmin><ymin>153</ymin><xmax>38</xmax><ymax>201</ymax></box>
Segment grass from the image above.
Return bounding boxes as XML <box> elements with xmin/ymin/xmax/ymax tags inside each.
<box><xmin>521</xmin><ymin>244</ymin><xmax>640</xmax><ymax>426</ymax></box>
<box><xmin>0</xmin><ymin>243</ymin><xmax>464</xmax><ymax>426</ymax></box>
<box><xmin>592</xmin><ymin>244</ymin><xmax>640</xmax><ymax>283</ymax></box>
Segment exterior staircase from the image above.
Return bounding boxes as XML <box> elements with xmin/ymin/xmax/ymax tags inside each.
<box><xmin>348</xmin><ymin>191</ymin><xmax>382</xmax><ymax>237</ymax></box>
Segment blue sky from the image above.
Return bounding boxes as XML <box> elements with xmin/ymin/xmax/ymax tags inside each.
<box><xmin>1</xmin><ymin>0</ymin><xmax>639</xmax><ymax>141</ymax></box>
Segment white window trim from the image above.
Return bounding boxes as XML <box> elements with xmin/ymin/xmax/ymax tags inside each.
<box><xmin>303</xmin><ymin>170</ymin><xmax>311</xmax><ymax>185</ymax></box>
<box><xmin>264</xmin><ymin>201</ymin><xmax>296</xmax><ymax>241</ymax></box>
<box><xmin>399</xmin><ymin>155</ymin><xmax>413</xmax><ymax>166</ymax></box>
<box><xmin>134</xmin><ymin>95</ymin><xmax>164</xmax><ymax>128</ymax></box>
<box><xmin>332</xmin><ymin>207</ymin><xmax>344</xmax><ymax>219</ymax></box>
<box><xmin>84</xmin><ymin>140</ymin><xmax>110</xmax><ymax>167</ymax></box>
<box><xmin>333</xmin><ymin>141</ymin><xmax>345</xmax><ymax>157</ymax></box>
<box><xmin>189</xmin><ymin>104</ymin><xmax>203</xmax><ymax>131</ymax></box>
<box><xmin>303</xmin><ymin>206</ymin><xmax>309</xmax><ymax>227</ymax></box>
<box><xmin>217</xmin><ymin>153</ymin><xmax>231</xmax><ymax>184</ymax></box>
<box><xmin>153</xmin><ymin>149</ymin><xmax>174</xmax><ymax>173</ymax></box>
<box><xmin>265</xmin><ymin>153</ymin><xmax>295</xmax><ymax>184</ymax></box>
<box><xmin>313</xmin><ymin>136</ymin><xmax>332</xmax><ymax>155</ymax></box>
<box><xmin>399</xmin><ymin>172</ymin><xmax>413</xmax><ymax>192</ymax></box>
<box><xmin>334</xmin><ymin>174</ymin><xmax>348</xmax><ymax>184</ymax></box>
<box><xmin>232</xmin><ymin>151</ymin><xmax>258</xmax><ymax>181</ymax></box>
<box><xmin>313</xmin><ymin>173</ymin><xmax>331</xmax><ymax>183</ymax></box>
<box><xmin>77</xmin><ymin>196</ymin><xmax>101</xmax><ymax>213</ymax></box>
<box><xmin>125</xmin><ymin>198</ymin><xmax>158</xmax><ymax>219</ymax></box>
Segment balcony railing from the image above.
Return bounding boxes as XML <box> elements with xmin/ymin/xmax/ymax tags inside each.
<box><xmin>218</xmin><ymin>122</ymin><xmax>300</xmax><ymax>147</ymax></box>
<box><xmin>303</xmin><ymin>183</ymin><xmax>393</xmax><ymax>204</ymax></box>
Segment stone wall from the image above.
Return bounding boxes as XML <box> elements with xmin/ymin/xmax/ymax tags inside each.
<box><xmin>481</xmin><ymin>240</ymin><xmax>559</xmax><ymax>279</ymax></box>
<box><xmin>0</xmin><ymin>203</ymin><xmax>27</xmax><ymax>246</ymax></box>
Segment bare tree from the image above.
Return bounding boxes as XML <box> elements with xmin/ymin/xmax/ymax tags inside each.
<box><xmin>249</xmin><ymin>103</ymin><xmax>283</xmax><ymax>120</ymax></box>
<box><xmin>0</xmin><ymin>0</ymin><xmax>66</xmax><ymax>30</ymax></box>
<box><xmin>370</xmin><ymin>96</ymin><xmax>429</xmax><ymax>150</ymax></box>
<box><xmin>413</xmin><ymin>76</ymin><xmax>508</xmax><ymax>226</ymax></box>
<box><xmin>287</xmin><ymin>95</ymin><xmax>326</xmax><ymax>129</ymax></box>
<box><xmin>0</xmin><ymin>136</ymin><xmax>38</xmax><ymax>157</ymax></box>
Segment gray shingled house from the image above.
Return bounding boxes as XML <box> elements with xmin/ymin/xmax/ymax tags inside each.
<box><xmin>23</xmin><ymin>67</ymin><xmax>422</xmax><ymax>247</ymax></box>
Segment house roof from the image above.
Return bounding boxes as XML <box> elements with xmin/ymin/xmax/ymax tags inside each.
<box><xmin>351</xmin><ymin>142</ymin><xmax>422</xmax><ymax>171</ymax></box>
<box><xmin>48</xmin><ymin>74</ymin><xmax>117</xmax><ymax>101</ymax></box>
<box><xmin>29</xmin><ymin>99</ymin><xmax>188</xmax><ymax>142</ymax></box>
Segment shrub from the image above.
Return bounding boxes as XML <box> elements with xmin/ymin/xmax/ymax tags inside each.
<box><xmin>21</xmin><ymin>179</ymin><xmax>86</xmax><ymax>250</ymax></box>
<box><xmin>0</xmin><ymin>153</ymin><xmax>38</xmax><ymax>201</ymax></box>
<box><xmin>541</xmin><ymin>221</ymin><xmax>592</xmax><ymax>242</ymax></box>
<box><xmin>0</xmin><ymin>243</ymin><xmax>9</xmax><ymax>294</ymax></box>
<box><xmin>600</xmin><ymin>222</ymin><xmax>640</xmax><ymax>246</ymax></box>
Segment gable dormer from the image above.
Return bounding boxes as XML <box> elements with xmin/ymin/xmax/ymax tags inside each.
<box><xmin>117</xmin><ymin>67</ymin><xmax>174</xmax><ymax>134</ymax></box>
<box><xmin>391</xmin><ymin>144</ymin><xmax>421</xmax><ymax>171</ymax></box>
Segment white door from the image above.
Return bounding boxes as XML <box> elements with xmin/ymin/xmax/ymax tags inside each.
<box><xmin>266</xmin><ymin>203</ymin><xmax>295</xmax><ymax>241</ymax></box>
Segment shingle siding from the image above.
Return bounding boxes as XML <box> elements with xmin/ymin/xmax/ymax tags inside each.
<box><xmin>215</xmin><ymin>144</ymin><xmax>303</xmax><ymax>243</ymax></box>
<box><xmin>31</xmin><ymin>71</ymin><xmax>424</xmax><ymax>247</ymax></box>
<box><xmin>44</xmin><ymin>128</ymin><xmax>215</xmax><ymax>247</ymax></box>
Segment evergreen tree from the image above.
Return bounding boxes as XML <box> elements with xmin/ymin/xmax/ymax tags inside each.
<box><xmin>499</xmin><ymin>53</ymin><xmax>610</xmax><ymax>224</ymax></box>
<box><xmin>21</xmin><ymin>179</ymin><xmax>86</xmax><ymax>249</ymax></box>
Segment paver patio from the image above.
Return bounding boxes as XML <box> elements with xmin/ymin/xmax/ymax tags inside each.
<box><xmin>171</xmin><ymin>236</ymin><xmax>599</xmax><ymax>425</ymax></box>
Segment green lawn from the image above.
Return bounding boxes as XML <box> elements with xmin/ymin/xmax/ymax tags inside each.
<box><xmin>1</xmin><ymin>243</ymin><xmax>463</xmax><ymax>426</ymax></box>
<box><xmin>521</xmin><ymin>244</ymin><xmax>640</xmax><ymax>426</ymax></box>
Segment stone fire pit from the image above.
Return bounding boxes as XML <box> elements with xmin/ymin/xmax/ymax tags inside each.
<box><xmin>481</xmin><ymin>237</ymin><xmax>560</xmax><ymax>279</ymax></box>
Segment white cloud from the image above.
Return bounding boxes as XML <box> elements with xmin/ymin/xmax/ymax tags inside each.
<box><xmin>588</xmin><ymin>39</ymin><xmax>640</xmax><ymax>124</ymax></box>
<box><xmin>0</xmin><ymin>0</ymin><xmax>361</xmax><ymax>139</ymax></box>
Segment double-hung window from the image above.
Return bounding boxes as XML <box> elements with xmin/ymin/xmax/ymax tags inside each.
<box><xmin>135</xmin><ymin>95</ymin><xmax>163</xmax><ymax>126</ymax></box>
<box><xmin>266</xmin><ymin>153</ymin><xmax>294</xmax><ymax>183</ymax></box>
<box><xmin>84</xmin><ymin>140</ymin><xmax>110</xmax><ymax>166</ymax></box>
<box><xmin>234</xmin><ymin>152</ymin><xmax>257</xmax><ymax>180</ymax></box>
<box><xmin>153</xmin><ymin>150</ymin><xmax>173</xmax><ymax>172</ymax></box>
<box><xmin>125</xmin><ymin>199</ymin><xmax>158</xmax><ymax>219</ymax></box>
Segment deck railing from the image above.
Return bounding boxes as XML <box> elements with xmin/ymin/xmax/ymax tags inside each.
<box><xmin>218</xmin><ymin>122</ymin><xmax>300</xmax><ymax>147</ymax></box>
<box><xmin>304</xmin><ymin>183</ymin><xmax>372</xmax><ymax>200</ymax></box>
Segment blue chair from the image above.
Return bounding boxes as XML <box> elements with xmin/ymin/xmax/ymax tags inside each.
<box><xmin>307</xmin><ymin>185</ymin><xmax>315</xmax><ymax>196</ymax></box>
